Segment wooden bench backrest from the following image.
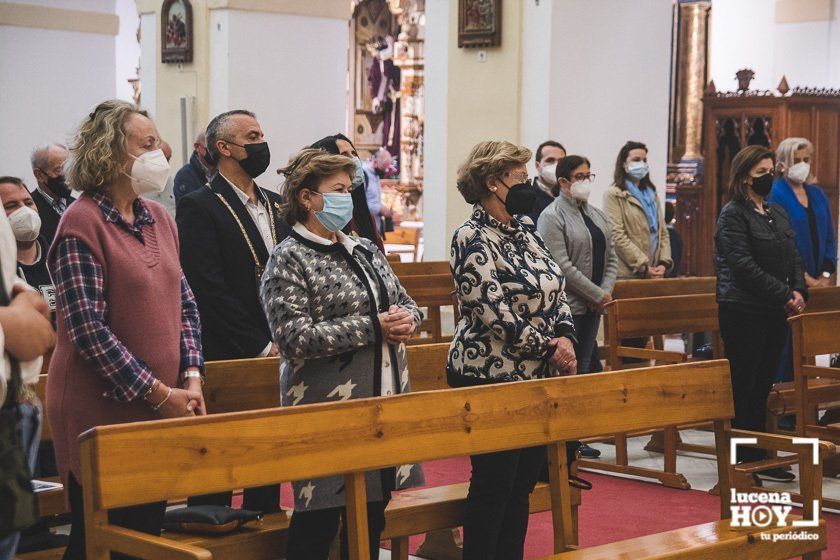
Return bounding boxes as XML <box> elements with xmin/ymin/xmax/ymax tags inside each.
<box><xmin>390</xmin><ymin>260</ymin><xmax>450</xmax><ymax>277</ymax></box>
<box><xmin>611</xmin><ymin>277</ymin><xmax>715</xmax><ymax>300</ymax></box>
<box><xmin>608</xmin><ymin>293</ymin><xmax>719</xmax><ymax>338</ymax></box>
<box><xmin>790</xmin><ymin>310</ymin><xmax>840</xmax><ymax>358</ymax></box>
<box><xmin>807</xmin><ymin>285</ymin><xmax>840</xmax><ymax>313</ymax></box>
<box><xmin>81</xmin><ymin>360</ymin><xmax>732</xmax><ymax>510</ymax></box>
<box><xmin>405</xmin><ymin>343</ymin><xmax>450</xmax><ymax>392</ymax></box>
<box><xmin>203</xmin><ymin>357</ymin><xmax>281</xmax><ymax>414</ymax></box>
<box><xmin>384</xmin><ymin>226</ymin><xmax>420</xmax><ymax>247</ymax></box>
<box><xmin>399</xmin><ymin>274</ymin><xmax>458</xmax><ymax>344</ymax></box>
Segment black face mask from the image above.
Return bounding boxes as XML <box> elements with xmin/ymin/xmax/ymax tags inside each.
<box><xmin>45</xmin><ymin>174</ymin><xmax>72</xmax><ymax>199</ymax></box>
<box><xmin>495</xmin><ymin>181</ymin><xmax>537</xmax><ymax>216</ymax></box>
<box><xmin>750</xmin><ymin>173</ymin><xmax>774</xmax><ymax>197</ymax></box>
<box><xmin>228</xmin><ymin>141</ymin><xmax>271</xmax><ymax>178</ymax></box>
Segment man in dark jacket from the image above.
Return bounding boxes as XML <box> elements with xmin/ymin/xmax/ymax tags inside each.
<box><xmin>527</xmin><ymin>140</ymin><xmax>565</xmax><ymax>224</ymax></box>
<box><xmin>177</xmin><ymin>110</ymin><xmax>290</xmax><ymax>512</ymax></box>
<box><xmin>174</xmin><ymin>130</ymin><xmax>215</xmax><ymax>203</ymax></box>
<box><xmin>29</xmin><ymin>143</ymin><xmax>72</xmax><ymax>244</ymax></box>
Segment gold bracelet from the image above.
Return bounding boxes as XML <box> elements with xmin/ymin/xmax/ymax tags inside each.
<box><xmin>142</xmin><ymin>378</ymin><xmax>160</xmax><ymax>402</ymax></box>
<box><xmin>150</xmin><ymin>387</ymin><xmax>173</xmax><ymax>412</ymax></box>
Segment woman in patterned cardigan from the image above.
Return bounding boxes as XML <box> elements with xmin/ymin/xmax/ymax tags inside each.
<box><xmin>260</xmin><ymin>148</ymin><xmax>423</xmax><ymax>560</ymax></box>
<box><xmin>448</xmin><ymin>140</ymin><xmax>577</xmax><ymax>560</ymax></box>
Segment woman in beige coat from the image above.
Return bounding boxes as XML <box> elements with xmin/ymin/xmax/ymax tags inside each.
<box><xmin>603</xmin><ymin>141</ymin><xmax>672</xmax><ymax>278</ymax></box>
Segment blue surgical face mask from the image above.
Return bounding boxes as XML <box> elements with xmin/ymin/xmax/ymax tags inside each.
<box><xmin>626</xmin><ymin>161</ymin><xmax>649</xmax><ymax>181</ymax></box>
<box><xmin>314</xmin><ymin>192</ymin><xmax>354</xmax><ymax>232</ymax></box>
<box><xmin>352</xmin><ymin>157</ymin><xmax>365</xmax><ymax>189</ymax></box>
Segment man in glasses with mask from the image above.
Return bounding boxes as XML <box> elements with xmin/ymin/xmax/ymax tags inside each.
<box><xmin>29</xmin><ymin>143</ymin><xmax>73</xmax><ymax>244</ymax></box>
<box><xmin>176</xmin><ymin>109</ymin><xmax>290</xmax><ymax>513</ymax></box>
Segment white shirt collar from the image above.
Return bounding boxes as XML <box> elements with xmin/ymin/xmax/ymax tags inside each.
<box><xmin>293</xmin><ymin>222</ymin><xmax>359</xmax><ymax>253</ymax></box>
<box><xmin>219</xmin><ymin>172</ymin><xmax>259</xmax><ymax>206</ymax></box>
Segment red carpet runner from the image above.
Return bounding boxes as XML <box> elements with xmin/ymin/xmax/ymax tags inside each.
<box><xmin>269</xmin><ymin>456</ymin><xmax>838</xmax><ymax>558</ymax></box>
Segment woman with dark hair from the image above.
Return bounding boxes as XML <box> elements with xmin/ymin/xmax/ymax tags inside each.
<box><xmin>538</xmin><ymin>155</ymin><xmax>617</xmax><ymax>377</ymax></box>
<box><xmin>603</xmin><ymin>141</ymin><xmax>672</xmax><ymax>279</ymax></box>
<box><xmin>309</xmin><ymin>134</ymin><xmax>385</xmax><ymax>251</ymax></box>
<box><xmin>715</xmin><ymin>145</ymin><xmax>806</xmax><ymax>484</ymax></box>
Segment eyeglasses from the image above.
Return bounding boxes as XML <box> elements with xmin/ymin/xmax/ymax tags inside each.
<box><xmin>503</xmin><ymin>171</ymin><xmax>529</xmax><ymax>184</ymax></box>
<box><xmin>571</xmin><ymin>173</ymin><xmax>596</xmax><ymax>183</ymax></box>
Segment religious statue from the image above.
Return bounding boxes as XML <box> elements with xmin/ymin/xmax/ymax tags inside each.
<box><xmin>367</xmin><ymin>36</ymin><xmax>401</xmax><ymax>161</ymax></box>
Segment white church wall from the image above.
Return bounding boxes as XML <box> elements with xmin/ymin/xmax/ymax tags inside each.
<box><xmin>0</xmin><ymin>0</ymin><xmax>117</xmax><ymax>186</ymax></box>
<box><xmin>548</xmin><ymin>0</ymin><xmax>673</xmax><ymax>208</ymax></box>
<box><xmin>520</xmin><ymin>0</ymin><xmax>554</xmax><ymax>177</ymax></box>
<box><xmin>423</xmin><ymin>0</ymin><xmax>451</xmax><ymax>261</ymax></box>
<box><xmin>710</xmin><ymin>0</ymin><xmax>840</xmax><ymax>91</ymax></box>
<box><xmin>115</xmin><ymin>0</ymin><xmax>140</xmax><ymax>103</ymax></box>
<box><xmin>209</xmin><ymin>9</ymin><xmax>347</xmax><ymax>192</ymax></box>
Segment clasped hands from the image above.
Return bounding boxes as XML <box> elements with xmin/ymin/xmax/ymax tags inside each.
<box><xmin>547</xmin><ymin>336</ymin><xmax>577</xmax><ymax>377</ymax></box>
<box><xmin>378</xmin><ymin>305</ymin><xmax>417</xmax><ymax>345</ymax></box>
<box><xmin>784</xmin><ymin>290</ymin><xmax>806</xmax><ymax>317</ymax></box>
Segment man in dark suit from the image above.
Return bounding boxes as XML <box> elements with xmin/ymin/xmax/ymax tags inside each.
<box><xmin>174</xmin><ymin>130</ymin><xmax>215</xmax><ymax>203</ymax></box>
<box><xmin>177</xmin><ymin>109</ymin><xmax>289</xmax><ymax>513</ymax></box>
<box><xmin>29</xmin><ymin>143</ymin><xmax>72</xmax><ymax>244</ymax></box>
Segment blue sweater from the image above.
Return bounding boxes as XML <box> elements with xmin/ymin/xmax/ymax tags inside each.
<box><xmin>768</xmin><ymin>177</ymin><xmax>837</xmax><ymax>277</ymax></box>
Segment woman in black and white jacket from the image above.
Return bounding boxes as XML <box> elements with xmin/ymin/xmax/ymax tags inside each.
<box><xmin>447</xmin><ymin>140</ymin><xmax>577</xmax><ymax>560</ymax></box>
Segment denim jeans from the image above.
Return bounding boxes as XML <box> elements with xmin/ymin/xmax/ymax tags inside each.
<box><xmin>0</xmin><ymin>401</ymin><xmax>42</xmax><ymax>560</ymax></box>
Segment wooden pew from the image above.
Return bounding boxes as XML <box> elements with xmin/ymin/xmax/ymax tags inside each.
<box><xmin>26</xmin><ymin>350</ymin><xmax>579</xmax><ymax>560</ymax></box>
<box><xmin>611</xmin><ymin>276</ymin><xmax>716</xmax><ymax>299</ymax></box>
<box><xmin>579</xmin><ymin>293</ymin><xmax>723</xmax><ymax>489</ymax></box>
<box><xmin>79</xmin><ymin>360</ymin><xmax>831</xmax><ymax>560</ymax></box>
<box><xmin>600</xmin><ymin>276</ymin><xmax>716</xmax><ymax>363</ymax></box>
<box><xmin>389</xmin><ymin>260</ymin><xmax>449</xmax><ymax>277</ymax></box>
<box><xmin>398</xmin><ymin>274</ymin><xmax>459</xmax><ymax>345</ymax></box>
<box><xmin>384</xmin><ymin>226</ymin><xmax>421</xmax><ymax>261</ymax></box>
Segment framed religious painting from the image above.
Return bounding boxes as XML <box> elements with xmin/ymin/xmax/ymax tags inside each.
<box><xmin>458</xmin><ymin>0</ymin><xmax>502</xmax><ymax>48</ymax></box>
<box><xmin>161</xmin><ymin>0</ymin><xmax>193</xmax><ymax>63</ymax></box>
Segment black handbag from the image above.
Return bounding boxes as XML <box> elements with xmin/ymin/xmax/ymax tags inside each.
<box><xmin>0</xmin><ymin>265</ymin><xmax>39</xmax><ymax>538</ymax></box>
<box><xmin>163</xmin><ymin>506</ymin><xmax>262</xmax><ymax>534</ymax></box>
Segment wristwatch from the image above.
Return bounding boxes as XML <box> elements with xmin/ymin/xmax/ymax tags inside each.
<box><xmin>823</xmin><ymin>271</ymin><xmax>832</xmax><ymax>279</ymax></box>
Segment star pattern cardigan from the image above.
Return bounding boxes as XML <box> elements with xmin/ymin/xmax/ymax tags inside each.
<box><xmin>260</xmin><ymin>229</ymin><xmax>424</xmax><ymax>511</ymax></box>
<box><xmin>447</xmin><ymin>205</ymin><xmax>576</xmax><ymax>387</ymax></box>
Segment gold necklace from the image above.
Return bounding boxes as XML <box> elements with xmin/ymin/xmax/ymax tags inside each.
<box><xmin>210</xmin><ymin>183</ymin><xmax>278</xmax><ymax>284</ymax></box>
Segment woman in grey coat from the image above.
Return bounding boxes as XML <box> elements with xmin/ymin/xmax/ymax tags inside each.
<box><xmin>537</xmin><ymin>155</ymin><xmax>618</xmax><ymax>374</ymax></box>
<box><xmin>260</xmin><ymin>148</ymin><xmax>423</xmax><ymax>560</ymax></box>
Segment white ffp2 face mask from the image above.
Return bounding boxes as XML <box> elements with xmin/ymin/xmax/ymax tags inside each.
<box><xmin>787</xmin><ymin>162</ymin><xmax>810</xmax><ymax>184</ymax></box>
<box><xmin>538</xmin><ymin>163</ymin><xmax>558</xmax><ymax>188</ymax></box>
<box><xmin>8</xmin><ymin>206</ymin><xmax>41</xmax><ymax>242</ymax></box>
<box><xmin>570</xmin><ymin>181</ymin><xmax>591</xmax><ymax>202</ymax></box>
<box><xmin>127</xmin><ymin>149</ymin><xmax>171</xmax><ymax>195</ymax></box>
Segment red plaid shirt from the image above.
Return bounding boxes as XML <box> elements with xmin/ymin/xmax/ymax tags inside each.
<box><xmin>51</xmin><ymin>192</ymin><xmax>203</xmax><ymax>402</ymax></box>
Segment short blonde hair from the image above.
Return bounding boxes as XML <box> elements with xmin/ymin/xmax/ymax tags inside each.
<box><xmin>278</xmin><ymin>148</ymin><xmax>356</xmax><ymax>225</ymax></box>
<box><xmin>776</xmin><ymin>137</ymin><xmax>813</xmax><ymax>175</ymax></box>
<box><xmin>66</xmin><ymin>100</ymin><xmax>149</xmax><ymax>192</ymax></box>
<box><xmin>456</xmin><ymin>141</ymin><xmax>532</xmax><ymax>204</ymax></box>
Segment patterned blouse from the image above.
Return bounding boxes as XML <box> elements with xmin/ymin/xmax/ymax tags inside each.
<box><xmin>447</xmin><ymin>205</ymin><xmax>576</xmax><ymax>387</ymax></box>
<box><xmin>51</xmin><ymin>192</ymin><xmax>204</xmax><ymax>402</ymax></box>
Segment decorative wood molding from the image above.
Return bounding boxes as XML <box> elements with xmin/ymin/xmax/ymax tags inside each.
<box><xmin>207</xmin><ymin>0</ymin><xmax>351</xmax><ymax>20</ymax></box>
<box><xmin>775</xmin><ymin>0</ymin><xmax>833</xmax><ymax>23</ymax></box>
<box><xmin>0</xmin><ymin>2</ymin><xmax>119</xmax><ymax>35</ymax></box>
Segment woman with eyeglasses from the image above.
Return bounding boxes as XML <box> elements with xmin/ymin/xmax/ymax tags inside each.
<box><xmin>715</xmin><ymin>145</ymin><xmax>806</xmax><ymax>484</ymax></box>
<box><xmin>538</xmin><ymin>155</ymin><xmax>618</xmax><ymax>375</ymax></box>
<box><xmin>448</xmin><ymin>140</ymin><xmax>576</xmax><ymax>560</ymax></box>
